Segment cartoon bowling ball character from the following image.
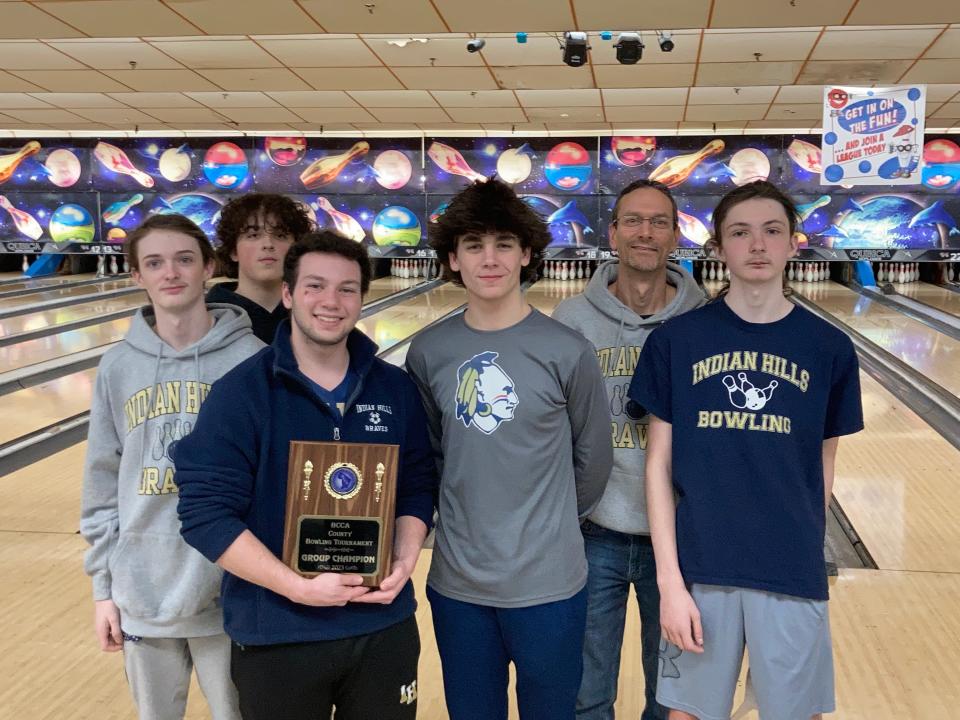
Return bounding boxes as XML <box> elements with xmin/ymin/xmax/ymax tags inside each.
<box><xmin>544</xmin><ymin>141</ymin><xmax>592</xmax><ymax>191</ymax></box>
<box><xmin>827</xmin><ymin>88</ymin><xmax>849</xmax><ymax>109</ymax></box>
<box><xmin>203</xmin><ymin>141</ymin><xmax>249</xmax><ymax>189</ymax></box>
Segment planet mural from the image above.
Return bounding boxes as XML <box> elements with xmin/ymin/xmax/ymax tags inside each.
<box><xmin>265</xmin><ymin>136</ymin><xmax>307</xmax><ymax>167</ymax></box>
<box><xmin>610</xmin><ymin>136</ymin><xmax>656</xmax><ymax>167</ymax></box>
<box><xmin>922</xmin><ymin>138</ymin><xmax>960</xmax><ymax>189</ymax></box>
<box><xmin>544</xmin><ymin>141</ymin><xmax>592</xmax><ymax>191</ymax></box>
<box><xmin>372</xmin><ymin>150</ymin><xmax>413</xmax><ymax>190</ymax></box>
<box><xmin>203</xmin><ymin>141</ymin><xmax>248</xmax><ymax>189</ymax></box>
<box><xmin>496</xmin><ymin>144</ymin><xmax>534</xmax><ymax>184</ymax></box>
<box><xmin>372</xmin><ymin>205</ymin><xmax>421</xmax><ymax>247</ymax></box>
<box><xmin>829</xmin><ymin>195</ymin><xmax>940</xmax><ymax>249</ymax></box>
<box><xmin>159</xmin><ymin>146</ymin><xmax>192</xmax><ymax>182</ymax></box>
<box><xmin>49</xmin><ymin>203</ymin><xmax>95</xmax><ymax>243</ymax></box>
<box><xmin>728</xmin><ymin>148</ymin><xmax>770</xmax><ymax>186</ymax></box>
<box><xmin>106</xmin><ymin>227</ymin><xmax>127</xmax><ymax>243</ymax></box>
<box><xmin>43</xmin><ymin>149</ymin><xmax>82</xmax><ymax>188</ymax></box>
<box><xmin>155</xmin><ymin>193</ymin><xmax>224</xmax><ymax>239</ymax></box>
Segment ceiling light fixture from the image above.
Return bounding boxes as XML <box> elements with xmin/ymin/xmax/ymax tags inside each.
<box><xmin>561</xmin><ymin>31</ymin><xmax>589</xmax><ymax>67</ymax></box>
<box><xmin>657</xmin><ymin>31</ymin><xmax>674</xmax><ymax>52</ymax></box>
<box><xmin>614</xmin><ymin>32</ymin><xmax>644</xmax><ymax>64</ymax></box>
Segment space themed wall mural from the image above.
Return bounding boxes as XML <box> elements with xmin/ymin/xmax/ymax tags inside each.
<box><xmin>0</xmin><ymin>133</ymin><xmax>958</xmax><ymax>261</ymax></box>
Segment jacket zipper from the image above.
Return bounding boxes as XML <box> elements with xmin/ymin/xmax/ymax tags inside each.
<box><xmin>333</xmin><ymin>427</ymin><xmax>340</xmax><ymax>440</ymax></box>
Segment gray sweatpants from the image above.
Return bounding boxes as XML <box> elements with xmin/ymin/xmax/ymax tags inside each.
<box><xmin>123</xmin><ymin>633</ymin><xmax>240</xmax><ymax>720</ymax></box>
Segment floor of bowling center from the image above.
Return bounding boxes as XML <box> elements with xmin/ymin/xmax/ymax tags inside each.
<box><xmin>0</xmin><ymin>276</ymin><xmax>136</xmax><ymax>312</ymax></box>
<box><xmin>4</xmin><ymin>276</ymin><xmax>960</xmax><ymax>718</ymax></box>
<box><xmin>892</xmin><ymin>280</ymin><xmax>960</xmax><ymax>316</ymax></box>
<box><xmin>0</xmin><ymin>276</ymin><xmax>429</xmax><ymax>447</ymax></box>
<box><xmin>0</xmin><ymin>272</ymin><xmax>99</xmax><ymax>294</ymax></box>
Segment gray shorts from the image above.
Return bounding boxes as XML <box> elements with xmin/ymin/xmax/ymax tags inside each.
<box><xmin>656</xmin><ymin>584</ymin><xmax>834</xmax><ymax>720</ymax></box>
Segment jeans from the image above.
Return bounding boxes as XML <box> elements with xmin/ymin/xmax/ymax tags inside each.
<box><xmin>428</xmin><ymin>585</ymin><xmax>588</xmax><ymax>720</ymax></box>
<box><xmin>576</xmin><ymin>520</ymin><xmax>667</xmax><ymax>720</ymax></box>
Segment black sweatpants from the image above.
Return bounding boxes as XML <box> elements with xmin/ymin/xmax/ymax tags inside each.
<box><xmin>230</xmin><ymin>616</ymin><xmax>420</xmax><ymax>720</ymax></box>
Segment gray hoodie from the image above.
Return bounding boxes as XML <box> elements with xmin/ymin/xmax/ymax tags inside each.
<box><xmin>553</xmin><ymin>260</ymin><xmax>705</xmax><ymax>534</ymax></box>
<box><xmin>80</xmin><ymin>303</ymin><xmax>264</xmax><ymax>638</ymax></box>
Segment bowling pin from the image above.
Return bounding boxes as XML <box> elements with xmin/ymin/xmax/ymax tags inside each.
<box><xmin>788</xmin><ymin>262</ymin><xmax>795</xmax><ymax>281</ymax></box>
<box><xmin>560</xmin><ymin>261</ymin><xmax>569</xmax><ymax>281</ymax></box>
<box><xmin>648</xmin><ymin>139</ymin><xmax>725</xmax><ymax>188</ymax></box>
<box><xmin>948</xmin><ymin>263</ymin><xmax>955</xmax><ymax>282</ymax></box>
<box><xmin>0</xmin><ymin>195</ymin><xmax>44</xmax><ymax>240</ymax></box>
<box><xmin>0</xmin><ymin>141</ymin><xmax>41</xmax><ymax>184</ymax></box>
<box><xmin>123</xmin><ymin>256</ymin><xmax>130</xmax><ymax>273</ymax></box>
<box><xmin>21</xmin><ymin>255</ymin><xmax>29</xmax><ymax>272</ymax></box>
<box><xmin>97</xmin><ymin>254</ymin><xmax>106</xmax><ymax>276</ymax></box>
<box><xmin>300</xmin><ymin>142</ymin><xmax>370</xmax><ymax>190</ymax></box>
<box><xmin>723</xmin><ymin>264</ymin><xmax>730</xmax><ymax>281</ymax></box>
<box><xmin>805</xmin><ymin>263</ymin><xmax>814</xmax><ymax>282</ymax></box>
<box><xmin>110</xmin><ymin>254</ymin><xmax>119</xmax><ymax>275</ymax></box>
<box><xmin>94</xmin><ymin>142</ymin><xmax>155</xmax><ymax>188</ymax></box>
<box><xmin>585</xmin><ymin>261</ymin><xmax>592</xmax><ymax>279</ymax></box>
<box><xmin>427</xmin><ymin>141</ymin><xmax>487</xmax><ymax>183</ymax></box>
<box><xmin>577</xmin><ymin>261</ymin><xmax>584</xmax><ymax>279</ymax></box>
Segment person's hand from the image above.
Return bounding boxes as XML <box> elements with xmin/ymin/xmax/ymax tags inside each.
<box><xmin>290</xmin><ymin>573</ymin><xmax>370</xmax><ymax>606</ymax></box>
<box><xmin>660</xmin><ymin>585</ymin><xmax>704</xmax><ymax>653</ymax></box>
<box><xmin>94</xmin><ymin>599</ymin><xmax>123</xmax><ymax>652</ymax></box>
<box><xmin>351</xmin><ymin>557</ymin><xmax>414</xmax><ymax>605</ymax></box>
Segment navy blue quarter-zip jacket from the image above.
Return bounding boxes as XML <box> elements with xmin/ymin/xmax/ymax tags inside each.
<box><xmin>175</xmin><ymin>320</ymin><xmax>437</xmax><ymax>645</ymax></box>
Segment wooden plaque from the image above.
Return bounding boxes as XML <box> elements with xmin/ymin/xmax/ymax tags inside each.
<box><xmin>282</xmin><ymin>441</ymin><xmax>398</xmax><ymax>588</ymax></box>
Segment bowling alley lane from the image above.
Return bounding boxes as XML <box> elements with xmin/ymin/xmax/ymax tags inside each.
<box><xmin>0</xmin><ymin>272</ymin><xmax>98</xmax><ymax>295</ymax></box>
<box><xmin>0</xmin><ymin>277</ymin><xmax>135</xmax><ymax>312</ymax></box>
<box><xmin>363</xmin><ymin>275</ymin><xmax>423</xmax><ymax>303</ymax></box>
<box><xmin>892</xmin><ymin>281</ymin><xmax>960</xmax><ymax>317</ymax></box>
<box><xmin>793</xmin><ymin>281</ymin><xmax>960</xmax><ymax>398</ymax></box>
<box><xmin>0</xmin><ymin>368</ymin><xmax>95</xmax><ymax>446</ymax></box>
<box><xmin>356</xmin><ymin>282</ymin><xmax>468</xmax><ymax>352</ymax></box>
<box><xmin>0</xmin><ymin>290</ymin><xmax>146</xmax><ymax>339</ymax></box>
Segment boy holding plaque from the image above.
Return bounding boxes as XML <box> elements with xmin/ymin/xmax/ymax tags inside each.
<box><xmin>80</xmin><ymin>214</ymin><xmax>263</xmax><ymax>720</ymax></box>
<box><xmin>405</xmin><ymin>178</ymin><xmax>613</xmax><ymax>720</ymax></box>
<box><xmin>208</xmin><ymin>193</ymin><xmax>313</xmax><ymax>343</ymax></box>
<box><xmin>175</xmin><ymin>230</ymin><xmax>436</xmax><ymax>720</ymax></box>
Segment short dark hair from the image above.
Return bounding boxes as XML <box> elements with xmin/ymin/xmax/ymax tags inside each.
<box><xmin>216</xmin><ymin>193</ymin><xmax>313</xmax><ymax>277</ymax></box>
<box><xmin>283</xmin><ymin>230</ymin><xmax>372</xmax><ymax>295</ymax></box>
<box><xmin>611</xmin><ymin>179</ymin><xmax>678</xmax><ymax>228</ymax></box>
<box><xmin>124</xmin><ymin>213</ymin><xmax>214</xmax><ymax>272</ymax></box>
<box><xmin>429</xmin><ymin>177</ymin><xmax>551</xmax><ymax>285</ymax></box>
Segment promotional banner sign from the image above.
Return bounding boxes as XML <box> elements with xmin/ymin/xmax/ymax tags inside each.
<box><xmin>821</xmin><ymin>85</ymin><xmax>926</xmax><ymax>186</ymax></box>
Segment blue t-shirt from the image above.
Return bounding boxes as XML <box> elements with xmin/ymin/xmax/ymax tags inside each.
<box><xmin>302</xmin><ymin>367</ymin><xmax>357</xmax><ymax>422</ymax></box>
<box><xmin>628</xmin><ymin>299</ymin><xmax>864</xmax><ymax>600</ymax></box>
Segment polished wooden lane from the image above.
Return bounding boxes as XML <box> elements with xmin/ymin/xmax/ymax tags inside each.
<box><xmin>794</xmin><ymin>281</ymin><xmax>960</xmax><ymax>398</ymax></box>
<box><xmin>0</xmin><ymin>290</ymin><xmax>147</xmax><ymax>339</ymax></box>
<box><xmin>0</xmin><ymin>277</ymin><xmax>136</xmax><ymax>312</ymax></box>
<box><xmin>892</xmin><ymin>281</ymin><xmax>960</xmax><ymax>317</ymax></box>
<box><xmin>0</xmin><ymin>272</ymin><xmax>99</xmax><ymax>294</ymax></box>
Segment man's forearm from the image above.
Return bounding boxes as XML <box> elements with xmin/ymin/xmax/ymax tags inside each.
<box><xmin>216</xmin><ymin>528</ymin><xmax>302</xmax><ymax>601</ymax></box>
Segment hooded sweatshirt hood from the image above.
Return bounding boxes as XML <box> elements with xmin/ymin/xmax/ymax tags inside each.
<box><xmin>80</xmin><ymin>303</ymin><xmax>264</xmax><ymax>637</ymax></box>
<box><xmin>552</xmin><ymin>260</ymin><xmax>705</xmax><ymax>534</ymax></box>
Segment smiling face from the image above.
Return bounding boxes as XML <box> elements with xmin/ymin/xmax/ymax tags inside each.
<box><xmin>282</xmin><ymin>251</ymin><xmax>363</xmax><ymax>350</ymax></box>
<box><xmin>449</xmin><ymin>231</ymin><xmax>531</xmax><ymax>305</ymax></box>
<box><xmin>609</xmin><ymin>186</ymin><xmax>679</xmax><ymax>275</ymax></box>
<box><xmin>132</xmin><ymin>229</ymin><xmax>213</xmax><ymax>313</ymax></box>
<box><xmin>715</xmin><ymin>198</ymin><xmax>798</xmax><ymax>288</ymax></box>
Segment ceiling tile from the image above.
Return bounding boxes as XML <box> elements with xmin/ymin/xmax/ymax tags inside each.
<box><xmin>299</xmin><ymin>0</ymin><xmax>448</xmax><ymax>33</ymax></box>
<box><xmin>604</xmin><ymin>106</ymin><xmax>686</xmax><ymax>122</ymax></box>
<box><xmin>5</xmin><ymin>108</ymin><xmax>92</xmax><ymax>124</ymax></box>
<box><xmin>348</xmin><ymin>90</ymin><xmax>438</xmax><ymax>107</ymax></box>
<box><xmin>773</xmin><ymin>85</ymin><xmax>824</xmax><ymax>103</ymax></box>
<box><xmin>296</xmin><ymin>67</ymin><xmax>403</xmax><ymax>91</ymax></box>
<box><xmin>256</xmin><ymin>37</ymin><xmax>381</xmax><ymax>67</ymax></box>
<box><xmin>572</xmin><ymin>1</ymin><xmax>711</xmax><ymax>31</ymax></box>
<box><xmin>107</xmin><ymin>92</ymin><xmax>202</xmax><ymax>109</ymax></box>
<box><xmin>931</xmin><ymin>102</ymin><xmax>960</xmax><ymax>119</ymax></box>
<box><xmin>492</xmin><ymin>66</ymin><xmax>597</xmax><ymax>90</ymax></box>
<box><xmin>696</xmin><ymin>61</ymin><xmax>802</xmax><ymax>86</ymax></box>
<box><xmin>102</xmin><ymin>69</ymin><xmax>220</xmax><ymax>92</ymax></box>
<box><xmin>812</xmin><ymin>28</ymin><xmax>943</xmax><ymax>61</ymax></box>
<box><xmin>29</xmin><ymin>92</ymin><xmax>124</xmax><ymax>108</ymax></box>
<box><xmin>145</xmin><ymin>107</ymin><xmax>230</xmax><ymax>123</ymax></box>
<box><xmin>710</xmin><ymin>0</ymin><xmax>855</xmax><ymax>28</ymax></box>
<box><xmin>48</xmin><ymin>39</ymin><xmax>184</xmax><ymax>70</ymax></box>
<box><xmin>685</xmin><ymin>104</ymin><xmax>767</xmax><ymax>120</ymax></box>
<box><xmin>217</xmin><ymin>108</ymin><xmax>306</xmax><ymax>123</ymax></box>
<box><xmin>0</xmin><ymin>71</ymin><xmax>43</xmax><ymax>93</ymax></box>
<box><xmin>700</xmin><ymin>30</ymin><xmax>819</xmax><ymax>62</ymax></box>
<box><xmin>482</xmin><ymin>122</ymin><xmax>548</xmax><ymax>133</ymax></box>
<box><xmin>368</xmin><ymin>107</ymin><xmax>451</xmax><ymax>123</ymax></box>
<box><xmin>186</xmin><ymin>92</ymin><xmax>280</xmax><ymax>108</ymax></box>
<box><xmin>195</xmin><ymin>68</ymin><xmax>311</xmax><ymax>92</ymax></box>
<box><xmin>393</xmin><ymin>67</ymin><xmax>498</xmax><ymax>90</ymax></box>
<box><xmin>265</xmin><ymin>91</ymin><xmax>359</xmax><ymax>107</ymax></box>
<box><xmin>431</xmin><ymin>90</ymin><xmax>519</xmax><ymax>107</ymax></box>
<box><xmin>0</xmin><ymin>42</ymin><xmax>84</xmax><ymax>70</ymax></box>
<box><xmin>927</xmin><ymin>84</ymin><xmax>960</xmax><ymax>102</ymax></box>
<box><xmin>611</xmin><ymin>122</ymin><xmax>678</xmax><ymax>133</ymax></box>
<box><xmin>363</xmin><ymin>35</ymin><xmax>483</xmax><ymax>67</ymax></box>
<box><xmin>286</xmin><ymin>123</ymin><xmax>359</xmax><ymax>132</ymax></box>
<box><xmin>37</xmin><ymin>1</ymin><xmax>204</xmax><ymax>37</ymax></box>
<box><xmin>766</xmin><ymin>104</ymin><xmax>823</xmax><ymax>120</ymax></box>
<box><xmin>446</xmin><ymin>107</ymin><xmax>529</xmax><ymax>123</ymax></box>
<box><xmin>170</xmin><ymin>0</ymin><xmax>323</xmax><ymax>35</ymax></box>
<box><xmin>515</xmin><ymin>89</ymin><xmax>600</xmax><ymax>107</ymax></box>
<box><xmin>901</xmin><ymin>59</ymin><xmax>960</xmax><ymax>84</ymax></box>
<box><xmin>473</xmin><ymin>35</ymin><xmax>565</xmax><ymax>66</ymax></box>
<box><xmin>0</xmin><ymin>4</ymin><xmax>85</xmax><ymax>40</ymax></box>
<box><xmin>10</xmin><ymin>69</ymin><xmax>131</xmax><ymax>92</ymax></box>
<box><xmin>925</xmin><ymin>28</ymin><xmax>960</xmax><ymax>59</ymax></box>
<box><xmin>151</xmin><ymin>40</ymin><xmax>281</xmax><ymax>69</ymax></box>
<box><xmin>432</xmin><ymin>0</ymin><xmax>574</xmax><ymax>32</ymax></box>
<box><xmin>0</xmin><ymin>93</ymin><xmax>55</xmax><ymax>109</ymax></box>
<box><xmin>595</xmin><ymin>64</ymin><xmax>695</xmax><ymax>88</ymax></box>
<box><xmin>73</xmin><ymin>108</ymin><xmax>162</xmax><ymax>124</ymax></box>
<box><xmin>796</xmin><ymin>59</ymin><xmax>911</xmax><ymax>84</ymax></box>
<box><xmin>291</xmin><ymin>107</ymin><xmax>378</xmax><ymax>123</ymax></box>
<box><xmin>602</xmin><ymin>88</ymin><xmax>688</xmax><ymax>105</ymax></box>
<box><xmin>688</xmin><ymin>86</ymin><xmax>779</xmax><ymax>104</ymax></box>
<box><xmin>846</xmin><ymin>0</ymin><xmax>960</xmax><ymax>25</ymax></box>
<box><xmin>525</xmin><ymin>106</ymin><xmax>605</xmax><ymax>122</ymax></box>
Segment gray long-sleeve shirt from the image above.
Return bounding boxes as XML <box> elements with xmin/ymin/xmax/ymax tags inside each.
<box><xmin>406</xmin><ymin>308</ymin><xmax>612</xmax><ymax>607</ymax></box>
